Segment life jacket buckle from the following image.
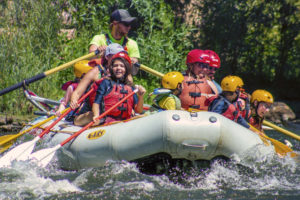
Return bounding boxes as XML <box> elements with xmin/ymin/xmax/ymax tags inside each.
<box><xmin>118</xmin><ymin>106</ymin><xmax>127</xmax><ymax>111</ymax></box>
<box><xmin>189</xmin><ymin>92</ymin><xmax>201</xmax><ymax>98</ymax></box>
<box><xmin>120</xmin><ymin>89</ymin><xmax>128</xmax><ymax>94</ymax></box>
<box><xmin>190</xmin><ymin>105</ymin><xmax>200</xmax><ymax>109</ymax></box>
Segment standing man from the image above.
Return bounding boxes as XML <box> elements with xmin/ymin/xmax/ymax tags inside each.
<box><xmin>89</xmin><ymin>9</ymin><xmax>140</xmax><ymax>64</ymax></box>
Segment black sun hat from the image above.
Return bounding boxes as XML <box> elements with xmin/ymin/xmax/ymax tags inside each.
<box><xmin>110</xmin><ymin>9</ymin><xmax>137</xmax><ymax>24</ymax></box>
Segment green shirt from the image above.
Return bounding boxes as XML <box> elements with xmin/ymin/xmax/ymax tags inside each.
<box><xmin>89</xmin><ymin>33</ymin><xmax>140</xmax><ymax>58</ymax></box>
<box><xmin>154</xmin><ymin>93</ymin><xmax>181</xmax><ymax>110</ymax></box>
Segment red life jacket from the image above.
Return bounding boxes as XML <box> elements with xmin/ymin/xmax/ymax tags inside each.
<box><xmin>249</xmin><ymin>115</ymin><xmax>263</xmax><ymax>132</ymax></box>
<box><xmin>102</xmin><ymin>82</ymin><xmax>134</xmax><ymax>120</ymax></box>
<box><xmin>179</xmin><ymin>75</ymin><xmax>215</xmax><ymax>110</ymax></box>
<box><xmin>209</xmin><ymin>95</ymin><xmax>241</xmax><ymax>122</ymax></box>
<box><xmin>61</xmin><ymin>81</ymin><xmax>78</xmax><ymax>91</ymax></box>
<box><xmin>237</xmin><ymin>92</ymin><xmax>251</xmax><ymax>121</ymax></box>
<box><xmin>223</xmin><ymin>102</ymin><xmax>240</xmax><ymax>122</ymax></box>
<box><xmin>88</xmin><ymin>59</ymin><xmax>102</xmax><ymax>67</ymax></box>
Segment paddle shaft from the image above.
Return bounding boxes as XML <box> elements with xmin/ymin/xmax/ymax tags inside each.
<box><xmin>0</xmin><ymin>51</ymin><xmax>99</xmax><ymax>96</ymax></box>
<box><xmin>139</xmin><ymin>64</ymin><xmax>164</xmax><ymax>78</ymax></box>
<box><xmin>37</xmin><ymin>87</ymin><xmax>95</xmax><ymax>139</ymax></box>
<box><xmin>263</xmin><ymin>120</ymin><xmax>300</xmax><ymax>141</ymax></box>
<box><xmin>60</xmin><ymin>89</ymin><xmax>138</xmax><ymax>146</ymax></box>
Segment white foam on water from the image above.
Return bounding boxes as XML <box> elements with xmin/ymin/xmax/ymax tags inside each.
<box><xmin>109</xmin><ymin>160</ymin><xmax>141</xmax><ymax>174</ymax></box>
<box><xmin>72</xmin><ymin>168</ymin><xmax>93</xmax><ymax>186</ymax></box>
<box><xmin>111</xmin><ymin>180</ymin><xmax>155</xmax><ymax>192</ymax></box>
<box><xmin>0</xmin><ymin>161</ymin><xmax>81</xmax><ymax>199</ymax></box>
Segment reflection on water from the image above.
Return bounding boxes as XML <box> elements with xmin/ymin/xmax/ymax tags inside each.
<box><xmin>0</xmin><ymin>124</ymin><xmax>300</xmax><ymax>199</ymax></box>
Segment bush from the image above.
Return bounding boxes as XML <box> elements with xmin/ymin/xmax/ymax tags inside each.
<box><xmin>0</xmin><ymin>0</ymin><xmax>194</xmax><ymax>114</ymax></box>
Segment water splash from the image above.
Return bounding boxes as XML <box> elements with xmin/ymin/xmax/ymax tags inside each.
<box><xmin>0</xmin><ymin>161</ymin><xmax>80</xmax><ymax>199</ymax></box>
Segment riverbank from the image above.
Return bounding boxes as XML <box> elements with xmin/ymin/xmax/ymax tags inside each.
<box><xmin>0</xmin><ymin>114</ymin><xmax>36</xmax><ymax>132</ymax></box>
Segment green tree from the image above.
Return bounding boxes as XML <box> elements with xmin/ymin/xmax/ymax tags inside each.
<box><xmin>196</xmin><ymin>0</ymin><xmax>300</xmax><ymax>99</ymax></box>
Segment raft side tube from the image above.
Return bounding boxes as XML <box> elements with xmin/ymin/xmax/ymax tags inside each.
<box><xmin>48</xmin><ymin>111</ymin><xmax>275</xmax><ymax>170</ymax></box>
<box><xmin>214</xmin><ymin>113</ymin><xmax>274</xmax><ymax>160</ymax></box>
<box><xmin>55</xmin><ymin>113</ymin><xmax>166</xmax><ymax>169</ymax></box>
<box><xmin>164</xmin><ymin>111</ymin><xmax>221</xmax><ymax>160</ymax></box>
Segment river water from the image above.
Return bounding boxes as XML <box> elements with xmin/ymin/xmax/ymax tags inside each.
<box><xmin>1</xmin><ymin>122</ymin><xmax>300</xmax><ymax>199</ymax></box>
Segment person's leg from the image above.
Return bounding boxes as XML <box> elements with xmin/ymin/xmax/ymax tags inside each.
<box><xmin>74</xmin><ymin>111</ymin><xmax>93</xmax><ymax>126</ymax></box>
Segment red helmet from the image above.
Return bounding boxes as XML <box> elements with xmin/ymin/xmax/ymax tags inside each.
<box><xmin>205</xmin><ymin>50</ymin><xmax>220</xmax><ymax>68</ymax></box>
<box><xmin>111</xmin><ymin>52</ymin><xmax>131</xmax><ymax>65</ymax></box>
<box><xmin>186</xmin><ymin>49</ymin><xmax>210</xmax><ymax>65</ymax></box>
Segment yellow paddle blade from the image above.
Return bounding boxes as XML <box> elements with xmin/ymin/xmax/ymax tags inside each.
<box><xmin>261</xmin><ymin>134</ymin><xmax>297</xmax><ymax>157</ymax></box>
<box><xmin>0</xmin><ymin>132</ymin><xmax>25</xmax><ymax>147</ymax></box>
<box><xmin>263</xmin><ymin>120</ymin><xmax>300</xmax><ymax>141</ymax></box>
<box><xmin>0</xmin><ymin>135</ymin><xmax>16</xmax><ymax>153</ymax></box>
<box><xmin>249</xmin><ymin>123</ymin><xmax>297</xmax><ymax>158</ymax></box>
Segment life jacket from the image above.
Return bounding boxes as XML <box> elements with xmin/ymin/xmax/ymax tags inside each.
<box><xmin>102</xmin><ymin>81</ymin><xmax>134</xmax><ymax>120</ymax></box>
<box><xmin>249</xmin><ymin>115</ymin><xmax>264</xmax><ymax>132</ymax></box>
<box><xmin>179</xmin><ymin>75</ymin><xmax>215</xmax><ymax>110</ymax></box>
<box><xmin>209</xmin><ymin>95</ymin><xmax>241</xmax><ymax>122</ymax></box>
<box><xmin>105</xmin><ymin>33</ymin><xmax>128</xmax><ymax>51</ymax></box>
<box><xmin>61</xmin><ymin>81</ymin><xmax>78</xmax><ymax>91</ymax></box>
<box><xmin>237</xmin><ymin>92</ymin><xmax>251</xmax><ymax>121</ymax></box>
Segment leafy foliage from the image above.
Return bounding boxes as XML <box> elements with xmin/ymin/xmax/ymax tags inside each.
<box><xmin>0</xmin><ymin>0</ymin><xmax>67</xmax><ymax>114</ymax></box>
<box><xmin>0</xmin><ymin>0</ymin><xmax>193</xmax><ymax>113</ymax></box>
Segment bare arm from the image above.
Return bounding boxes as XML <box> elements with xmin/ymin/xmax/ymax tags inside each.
<box><xmin>89</xmin><ymin>44</ymin><xmax>107</xmax><ymax>59</ymax></box>
<box><xmin>56</xmin><ymin>86</ymin><xmax>74</xmax><ymax>116</ymax></box>
<box><xmin>134</xmin><ymin>85</ymin><xmax>146</xmax><ymax>114</ymax></box>
<box><xmin>92</xmin><ymin>103</ymin><xmax>100</xmax><ymax>124</ymax></box>
<box><xmin>70</xmin><ymin>67</ymin><xmax>99</xmax><ymax>109</ymax></box>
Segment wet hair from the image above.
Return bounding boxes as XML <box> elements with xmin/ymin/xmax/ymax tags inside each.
<box><xmin>108</xmin><ymin>57</ymin><xmax>132</xmax><ymax>85</ymax></box>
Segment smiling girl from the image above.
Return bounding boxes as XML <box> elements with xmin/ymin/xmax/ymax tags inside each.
<box><xmin>92</xmin><ymin>52</ymin><xmax>146</xmax><ymax>125</ymax></box>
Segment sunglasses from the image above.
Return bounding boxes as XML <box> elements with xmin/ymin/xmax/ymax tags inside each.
<box><xmin>120</xmin><ymin>22</ymin><xmax>131</xmax><ymax>27</ymax></box>
<box><xmin>208</xmin><ymin>66</ymin><xmax>217</xmax><ymax>71</ymax></box>
<box><xmin>260</xmin><ymin>102</ymin><xmax>272</xmax><ymax>109</ymax></box>
<box><xmin>195</xmin><ymin>63</ymin><xmax>209</xmax><ymax>69</ymax></box>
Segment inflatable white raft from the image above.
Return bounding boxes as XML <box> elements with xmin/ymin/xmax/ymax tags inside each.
<box><xmin>33</xmin><ymin>110</ymin><xmax>274</xmax><ymax>170</ymax></box>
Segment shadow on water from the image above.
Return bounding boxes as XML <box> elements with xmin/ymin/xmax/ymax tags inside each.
<box><xmin>132</xmin><ymin>152</ymin><xmax>256</xmax><ymax>186</ymax></box>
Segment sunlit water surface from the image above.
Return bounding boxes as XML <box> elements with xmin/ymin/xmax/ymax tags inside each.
<box><xmin>1</xmin><ymin>123</ymin><xmax>300</xmax><ymax>200</ymax></box>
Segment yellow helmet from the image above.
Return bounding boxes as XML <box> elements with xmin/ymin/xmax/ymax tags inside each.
<box><xmin>221</xmin><ymin>75</ymin><xmax>244</xmax><ymax>92</ymax></box>
<box><xmin>74</xmin><ymin>60</ymin><xmax>93</xmax><ymax>78</ymax></box>
<box><xmin>162</xmin><ymin>71</ymin><xmax>184</xmax><ymax>90</ymax></box>
<box><xmin>251</xmin><ymin>89</ymin><xmax>274</xmax><ymax>104</ymax></box>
